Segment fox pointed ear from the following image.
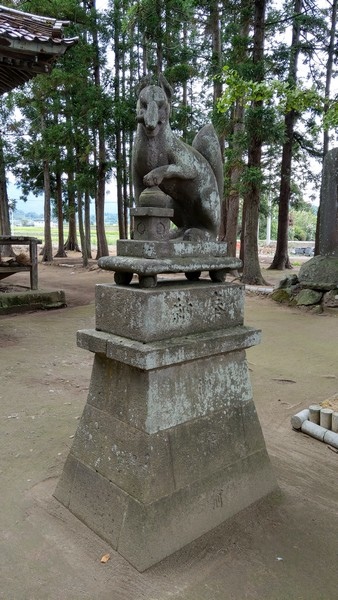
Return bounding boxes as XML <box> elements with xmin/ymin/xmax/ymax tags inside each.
<box><xmin>158</xmin><ymin>74</ymin><xmax>173</xmax><ymax>102</ymax></box>
<box><xmin>136</xmin><ymin>75</ymin><xmax>153</xmax><ymax>96</ymax></box>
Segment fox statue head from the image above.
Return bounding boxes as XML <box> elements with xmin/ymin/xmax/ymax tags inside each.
<box><xmin>136</xmin><ymin>74</ymin><xmax>173</xmax><ymax>138</ymax></box>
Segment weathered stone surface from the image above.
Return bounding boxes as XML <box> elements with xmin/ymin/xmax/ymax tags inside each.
<box><xmin>295</xmin><ymin>288</ymin><xmax>323</xmax><ymax>305</ymax></box>
<box><xmin>241</xmin><ymin>399</ymin><xmax>268</xmax><ymax>454</ymax></box>
<box><xmin>85</xmin><ymin>350</ymin><xmax>253</xmax><ymax>434</ymax></box>
<box><xmin>278</xmin><ymin>274</ymin><xmax>299</xmax><ymax>289</ymax></box>
<box><xmin>117</xmin><ymin>450</ymin><xmax>276</xmax><ymax>571</ymax></box>
<box><xmin>54</xmin><ymin>457</ymin><xmax>129</xmax><ymax>551</ymax></box>
<box><xmin>138</xmin><ymin>185</ymin><xmax>173</xmax><ymax>208</ymax></box>
<box><xmin>116</xmin><ymin>239</ymin><xmax>228</xmax><ymax>259</ymax></box>
<box><xmin>131</xmin><ymin>206</ymin><xmax>174</xmax><ymax>218</ymax></box>
<box><xmin>95</xmin><ymin>281</ymin><xmax>244</xmax><ymax>342</ymax></box>
<box><xmin>77</xmin><ymin>325</ymin><xmax>261</xmax><ymax>369</ymax></box>
<box><xmin>56</xmin><ymin>448</ymin><xmax>276</xmax><ymax>572</ymax></box>
<box><xmin>168</xmin><ymin>405</ymin><xmax>247</xmax><ymax>489</ymax></box>
<box><xmin>132</xmin><ymin>77</ymin><xmax>222</xmax><ymax>240</ymax></box>
<box><xmin>70</xmin><ymin>404</ymin><xmax>174</xmax><ymax>503</ymax></box>
<box><xmin>131</xmin><ymin>206</ymin><xmax>174</xmax><ymax>241</ymax></box>
<box><xmin>68</xmin><ymin>461</ymin><xmax>128</xmax><ymax>551</ymax></box>
<box><xmin>270</xmin><ymin>288</ymin><xmax>293</xmax><ymax>303</ymax></box>
<box><xmin>322</xmin><ymin>289</ymin><xmax>338</xmax><ymax>308</ymax></box>
<box><xmin>98</xmin><ymin>254</ymin><xmax>242</xmax><ymax>278</ymax></box>
<box><xmin>56</xmin><ymin>276</ymin><xmax>276</xmax><ymax>572</ymax></box>
<box><xmin>319</xmin><ymin>148</ymin><xmax>338</xmax><ymax>256</ymax></box>
<box><xmin>0</xmin><ymin>289</ymin><xmax>66</xmax><ymax>314</ymax></box>
<box><xmin>77</xmin><ymin>329</ymin><xmax>108</xmax><ymax>354</ymax></box>
<box><xmin>298</xmin><ymin>255</ymin><xmax>338</xmax><ymax>291</ymax></box>
<box><xmin>141</xmin><ymin>350</ymin><xmax>252</xmax><ymax>433</ymax></box>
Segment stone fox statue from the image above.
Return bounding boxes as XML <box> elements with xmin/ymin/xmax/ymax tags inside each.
<box><xmin>132</xmin><ymin>76</ymin><xmax>223</xmax><ymax>241</ymax></box>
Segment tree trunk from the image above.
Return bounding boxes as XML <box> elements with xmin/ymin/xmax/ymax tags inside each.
<box><xmin>316</xmin><ymin>0</ymin><xmax>337</xmax><ymax>255</ymax></box>
<box><xmin>268</xmin><ymin>111</ymin><xmax>294</xmax><ymax>269</ymax></box>
<box><xmin>269</xmin><ymin>0</ymin><xmax>302</xmax><ymax>270</ymax></box>
<box><xmin>84</xmin><ymin>189</ymin><xmax>92</xmax><ymax>258</ymax></box>
<box><xmin>54</xmin><ymin>171</ymin><xmax>67</xmax><ymax>258</ymax></box>
<box><xmin>64</xmin><ymin>170</ymin><xmax>80</xmax><ymax>251</ymax></box>
<box><xmin>210</xmin><ymin>0</ymin><xmax>224</xmax><ymax>150</ymax></box>
<box><xmin>114</xmin><ymin>0</ymin><xmax>126</xmax><ymax>240</ymax></box>
<box><xmin>77</xmin><ymin>191</ymin><xmax>88</xmax><ymax>267</ymax></box>
<box><xmin>92</xmin><ymin>0</ymin><xmax>108</xmax><ymax>259</ymax></box>
<box><xmin>241</xmin><ymin>144</ymin><xmax>265</xmax><ymax>284</ymax></box>
<box><xmin>155</xmin><ymin>0</ymin><xmax>163</xmax><ymax>74</ymax></box>
<box><xmin>241</xmin><ymin>0</ymin><xmax>266</xmax><ymax>285</ymax></box>
<box><xmin>323</xmin><ymin>0</ymin><xmax>337</xmax><ymax>159</ymax></box>
<box><xmin>0</xmin><ymin>132</ymin><xmax>13</xmax><ymax>257</ymax></box>
<box><xmin>39</xmin><ymin>111</ymin><xmax>53</xmax><ymax>263</ymax></box>
<box><xmin>42</xmin><ymin>158</ymin><xmax>53</xmax><ymax>262</ymax></box>
<box><xmin>220</xmin><ymin>1</ymin><xmax>250</xmax><ymax>250</ymax></box>
<box><xmin>224</xmin><ymin>100</ymin><xmax>245</xmax><ymax>256</ymax></box>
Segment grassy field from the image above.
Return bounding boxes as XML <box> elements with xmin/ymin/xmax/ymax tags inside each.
<box><xmin>12</xmin><ymin>225</ymin><xmax>120</xmax><ymax>249</ymax></box>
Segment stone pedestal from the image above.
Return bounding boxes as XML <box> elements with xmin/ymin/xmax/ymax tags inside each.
<box><xmin>54</xmin><ymin>281</ymin><xmax>276</xmax><ymax>571</ymax></box>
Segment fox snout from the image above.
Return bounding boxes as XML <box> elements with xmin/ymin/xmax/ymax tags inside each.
<box><xmin>139</xmin><ymin>100</ymin><xmax>159</xmax><ymax>131</ymax></box>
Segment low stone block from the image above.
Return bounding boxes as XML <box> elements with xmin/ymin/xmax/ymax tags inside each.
<box><xmin>144</xmin><ymin>350</ymin><xmax>252</xmax><ymax>433</ymax></box>
<box><xmin>70</xmin><ymin>404</ymin><xmax>175</xmax><ymax>503</ymax></box>
<box><xmin>85</xmin><ymin>350</ymin><xmax>253</xmax><ymax>434</ymax></box>
<box><xmin>117</xmin><ymin>449</ymin><xmax>277</xmax><ymax>571</ymax></box>
<box><xmin>86</xmin><ymin>354</ymin><xmax>147</xmax><ymax>429</ymax></box>
<box><xmin>168</xmin><ymin>399</ymin><xmax>268</xmax><ymax>491</ymax></box>
<box><xmin>168</xmin><ymin>406</ymin><xmax>246</xmax><ymax>489</ymax></box>
<box><xmin>67</xmin><ymin>461</ymin><xmax>128</xmax><ymax>551</ymax></box>
<box><xmin>77</xmin><ymin>325</ymin><xmax>260</xmax><ymax>370</ymax></box>
<box><xmin>95</xmin><ymin>282</ymin><xmax>244</xmax><ymax>342</ymax></box>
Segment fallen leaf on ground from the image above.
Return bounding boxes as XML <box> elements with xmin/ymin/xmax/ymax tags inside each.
<box><xmin>100</xmin><ymin>553</ymin><xmax>111</xmax><ymax>564</ymax></box>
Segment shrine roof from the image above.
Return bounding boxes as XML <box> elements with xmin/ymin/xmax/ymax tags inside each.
<box><xmin>0</xmin><ymin>5</ymin><xmax>78</xmax><ymax>94</ymax></box>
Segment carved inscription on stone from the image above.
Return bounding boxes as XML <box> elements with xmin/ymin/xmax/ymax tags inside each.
<box><xmin>172</xmin><ymin>295</ymin><xmax>193</xmax><ymax>325</ymax></box>
<box><xmin>213</xmin><ymin>290</ymin><xmax>228</xmax><ymax>317</ymax></box>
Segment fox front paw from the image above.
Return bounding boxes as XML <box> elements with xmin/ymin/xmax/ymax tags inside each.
<box><xmin>143</xmin><ymin>172</ymin><xmax>163</xmax><ymax>187</ymax></box>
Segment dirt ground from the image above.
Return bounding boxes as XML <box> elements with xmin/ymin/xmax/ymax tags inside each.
<box><xmin>0</xmin><ymin>253</ymin><xmax>337</xmax><ymax>600</ymax></box>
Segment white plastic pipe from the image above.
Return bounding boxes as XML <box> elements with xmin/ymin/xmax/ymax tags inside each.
<box><xmin>291</xmin><ymin>409</ymin><xmax>310</xmax><ymax>430</ymax></box>
<box><xmin>323</xmin><ymin>430</ymin><xmax>338</xmax><ymax>449</ymax></box>
<box><xmin>301</xmin><ymin>421</ymin><xmax>327</xmax><ymax>441</ymax></box>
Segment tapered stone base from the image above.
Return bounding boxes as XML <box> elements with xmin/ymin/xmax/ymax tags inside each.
<box><xmin>54</xmin><ymin>281</ymin><xmax>277</xmax><ymax>571</ymax></box>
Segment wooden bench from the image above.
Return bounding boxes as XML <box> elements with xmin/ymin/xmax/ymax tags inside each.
<box><xmin>0</xmin><ymin>236</ymin><xmax>42</xmax><ymax>290</ymax></box>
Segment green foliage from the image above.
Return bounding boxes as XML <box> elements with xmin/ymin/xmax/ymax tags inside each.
<box><xmin>289</xmin><ymin>209</ymin><xmax>317</xmax><ymax>241</ymax></box>
<box><xmin>0</xmin><ymin>0</ymin><xmax>336</xmax><ymax>257</ymax></box>
<box><xmin>217</xmin><ymin>67</ymin><xmax>325</xmax><ymax>116</ymax></box>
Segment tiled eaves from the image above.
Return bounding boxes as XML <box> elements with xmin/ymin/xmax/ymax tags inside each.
<box><xmin>0</xmin><ymin>5</ymin><xmax>77</xmax><ymax>46</ymax></box>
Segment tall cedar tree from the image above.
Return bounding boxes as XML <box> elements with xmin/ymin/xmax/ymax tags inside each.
<box><xmin>269</xmin><ymin>0</ymin><xmax>302</xmax><ymax>270</ymax></box>
<box><xmin>315</xmin><ymin>0</ymin><xmax>338</xmax><ymax>254</ymax></box>
<box><xmin>241</xmin><ymin>0</ymin><xmax>266</xmax><ymax>285</ymax></box>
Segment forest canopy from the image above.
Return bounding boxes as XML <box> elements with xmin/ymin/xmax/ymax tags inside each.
<box><xmin>0</xmin><ymin>0</ymin><xmax>337</xmax><ymax>283</ymax></box>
